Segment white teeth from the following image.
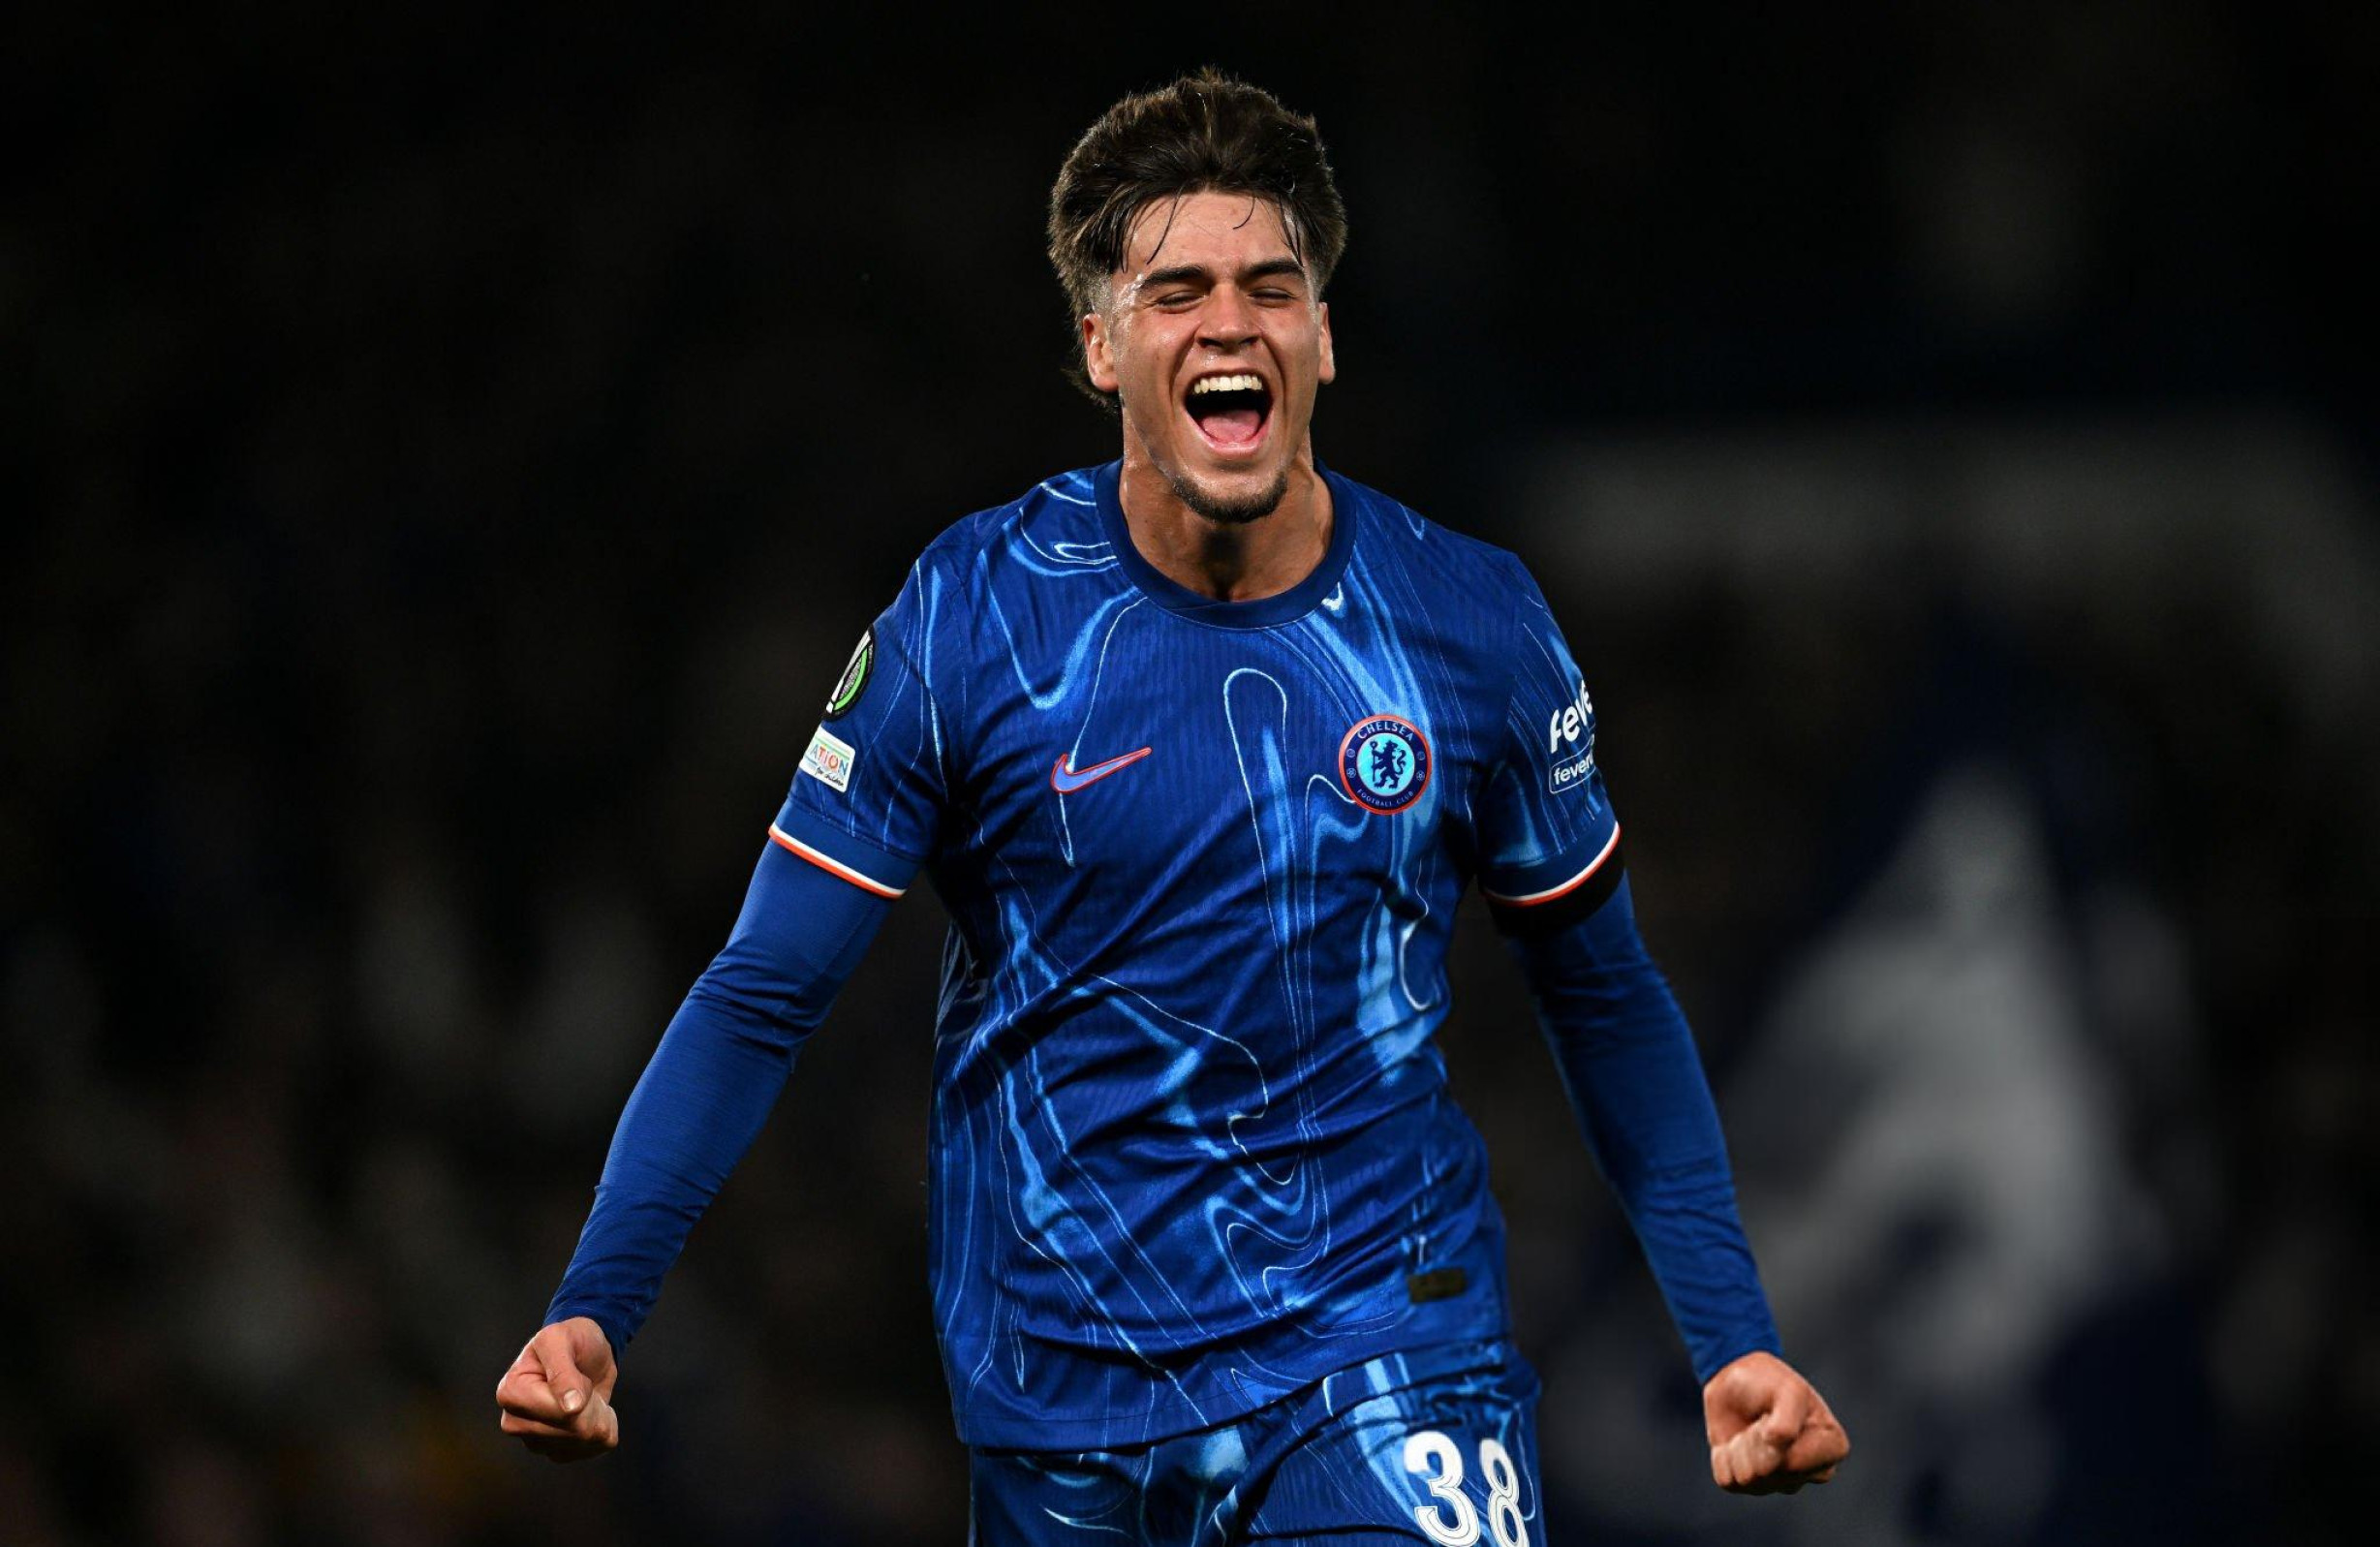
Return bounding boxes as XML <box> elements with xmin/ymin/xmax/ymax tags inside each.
<box><xmin>1190</xmin><ymin>373</ymin><xmax>1266</xmax><ymax>395</ymax></box>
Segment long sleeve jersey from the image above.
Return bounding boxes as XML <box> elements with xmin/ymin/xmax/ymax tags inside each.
<box><xmin>548</xmin><ymin>462</ymin><xmax>1778</xmax><ymax>1449</ymax></box>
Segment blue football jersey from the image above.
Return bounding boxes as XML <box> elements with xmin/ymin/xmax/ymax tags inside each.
<box><xmin>768</xmin><ymin>460</ymin><xmax>1622</xmax><ymax>1449</ymax></box>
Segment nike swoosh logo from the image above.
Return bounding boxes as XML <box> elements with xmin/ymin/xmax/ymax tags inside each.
<box><xmin>1050</xmin><ymin>746</ymin><xmax>1154</xmax><ymax>793</ymax></box>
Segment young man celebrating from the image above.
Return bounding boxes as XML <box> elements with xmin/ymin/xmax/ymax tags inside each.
<box><xmin>498</xmin><ymin>72</ymin><xmax>1847</xmax><ymax>1542</ymax></box>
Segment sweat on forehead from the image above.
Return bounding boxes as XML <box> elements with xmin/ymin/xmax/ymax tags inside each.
<box><xmin>1118</xmin><ymin>191</ymin><xmax>1304</xmax><ymax>263</ymax></box>
<box><xmin>1115</xmin><ymin>192</ymin><xmax>1307</xmax><ymax>280</ymax></box>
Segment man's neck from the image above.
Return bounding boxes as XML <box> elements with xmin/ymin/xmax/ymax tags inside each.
<box><xmin>1114</xmin><ymin>442</ymin><xmax>1333</xmax><ymax>603</ymax></box>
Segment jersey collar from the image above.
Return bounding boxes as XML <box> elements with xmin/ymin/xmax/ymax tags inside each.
<box><xmin>1094</xmin><ymin>458</ymin><xmax>1361</xmax><ymax>630</ymax></box>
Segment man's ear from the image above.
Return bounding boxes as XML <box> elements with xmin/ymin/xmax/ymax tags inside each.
<box><xmin>1316</xmin><ymin>300</ymin><xmax>1335</xmax><ymax>387</ymax></box>
<box><xmin>1082</xmin><ymin>312</ymin><xmax>1120</xmax><ymax>393</ymax></box>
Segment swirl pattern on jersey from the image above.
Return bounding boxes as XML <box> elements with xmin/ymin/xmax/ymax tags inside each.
<box><xmin>777</xmin><ymin>463</ymin><xmax>1617</xmax><ymax>1448</ymax></box>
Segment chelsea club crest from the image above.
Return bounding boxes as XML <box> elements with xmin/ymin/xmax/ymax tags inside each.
<box><xmin>1338</xmin><ymin>714</ymin><xmax>1430</xmax><ymax>815</ymax></box>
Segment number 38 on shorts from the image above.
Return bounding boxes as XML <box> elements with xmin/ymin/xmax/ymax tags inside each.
<box><xmin>1403</xmin><ymin>1429</ymin><xmax>1530</xmax><ymax>1547</ymax></box>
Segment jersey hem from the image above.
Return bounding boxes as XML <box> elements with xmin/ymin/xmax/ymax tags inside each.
<box><xmin>947</xmin><ymin>1313</ymin><xmax>1517</xmax><ymax>1451</ymax></box>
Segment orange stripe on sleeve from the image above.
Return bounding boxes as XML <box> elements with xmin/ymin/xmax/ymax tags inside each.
<box><xmin>1482</xmin><ymin>823</ymin><xmax>1623</xmax><ymax>907</ymax></box>
<box><xmin>766</xmin><ymin>823</ymin><xmax>906</xmax><ymax>899</ymax></box>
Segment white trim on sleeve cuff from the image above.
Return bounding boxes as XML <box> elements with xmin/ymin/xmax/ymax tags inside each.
<box><xmin>1482</xmin><ymin>823</ymin><xmax>1622</xmax><ymax>907</ymax></box>
<box><xmin>766</xmin><ymin>823</ymin><xmax>907</xmax><ymax>899</ymax></box>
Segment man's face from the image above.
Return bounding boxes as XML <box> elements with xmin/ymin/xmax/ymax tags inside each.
<box><xmin>1083</xmin><ymin>190</ymin><xmax>1336</xmax><ymax>524</ymax></box>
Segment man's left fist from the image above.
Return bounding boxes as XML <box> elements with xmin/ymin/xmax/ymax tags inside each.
<box><xmin>1702</xmin><ymin>1350</ymin><xmax>1849</xmax><ymax>1495</ymax></box>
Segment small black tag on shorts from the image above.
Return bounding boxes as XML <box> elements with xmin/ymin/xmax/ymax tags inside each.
<box><xmin>1406</xmin><ymin>1267</ymin><xmax>1468</xmax><ymax>1304</ymax></box>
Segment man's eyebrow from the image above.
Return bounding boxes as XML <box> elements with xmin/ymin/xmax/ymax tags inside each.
<box><xmin>1136</xmin><ymin>257</ymin><xmax>1311</xmax><ymax>289</ymax></box>
<box><xmin>1240</xmin><ymin>258</ymin><xmax>1310</xmax><ymax>284</ymax></box>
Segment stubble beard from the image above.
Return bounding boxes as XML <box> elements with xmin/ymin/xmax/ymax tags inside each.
<box><xmin>1121</xmin><ymin>383</ymin><xmax>1295</xmax><ymax>525</ymax></box>
<box><xmin>1160</xmin><ymin>460</ymin><xmax>1292</xmax><ymax>527</ymax></box>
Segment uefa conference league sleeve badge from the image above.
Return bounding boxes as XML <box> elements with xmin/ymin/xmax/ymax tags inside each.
<box><xmin>797</xmin><ymin>628</ymin><xmax>874</xmax><ymax>795</ymax></box>
<box><xmin>824</xmin><ymin>628</ymin><xmax>874</xmax><ymax>721</ymax></box>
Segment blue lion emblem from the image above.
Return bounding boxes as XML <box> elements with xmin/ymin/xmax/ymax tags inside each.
<box><xmin>1340</xmin><ymin>715</ymin><xmax>1430</xmax><ymax>814</ymax></box>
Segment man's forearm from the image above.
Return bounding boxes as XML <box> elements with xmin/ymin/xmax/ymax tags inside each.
<box><xmin>1501</xmin><ymin>874</ymin><xmax>1781</xmax><ymax>1380</ymax></box>
<box><xmin>544</xmin><ymin>842</ymin><xmax>891</xmax><ymax>1351</ymax></box>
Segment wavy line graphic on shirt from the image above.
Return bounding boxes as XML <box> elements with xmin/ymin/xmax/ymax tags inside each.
<box><xmin>1276</xmin><ymin>553</ymin><xmax>1452</xmax><ymax>1056</ymax></box>
<box><xmin>943</xmin><ymin>879</ymin><xmax>1320</xmax><ymax>1409</ymax></box>
<box><xmin>987</xmin><ymin>582</ymin><xmax>1142</xmax><ymax>713</ymax></box>
<box><xmin>1034</xmin><ymin>475</ymin><xmax>1097</xmax><ymax>509</ymax></box>
<box><xmin>999</xmin><ymin>1045</ymin><xmax>1211</xmax><ymax>1356</ymax></box>
<box><xmin>959</xmin><ymin>938</ymin><xmax>1228</xmax><ymax>1412</ymax></box>
<box><xmin>1221</xmin><ymin>665</ymin><xmax>1401</xmax><ymax>1312</ymax></box>
<box><xmin>850</xmin><ymin>554</ymin><xmax>953</xmax><ymax>859</ymax></box>
<box><xmin>956</xmin><ymin>1004</ymin><xmax>1314</xmax><ymax>1399</ymax></box>
<box><xmin>1299</xmin><ymin>765</ymin><xmax>1441</xmax><ymax>1067</ymax></box>
<box><xmin>1059</xmin><ymin>975</ymin><xmax>1327</xmax><ymax>1342</ymax></box>
<box><xmin>1052</xmin><ymin>595</ymin><xmax>1149</xmax><ymax>866</ymax></box>
<box><xmin>1011</xmin><ymin>474</ymin><xmax>1117</xmax><ymax>574</ymax></box>
<box><xmin>949</xmin><ymin>776</ymin><xmax>1358</xmax><ymax>1373</ymax></box>
<box><xmin>920</xmin><ymin>479</ymin><xmax>1502</xmax><ymax>1428</ymax></box>
<box><xmin>993</xmin><ymin>872</ymin><xmax>1329</xmax><ymax>1340</ymax></box>
<box><xmin>1014</xmin><ymin>528</ymin><xmax>1116</xmax><ymax>573</ymax></box>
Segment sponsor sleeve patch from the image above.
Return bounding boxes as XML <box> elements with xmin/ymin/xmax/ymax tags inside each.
<box><xmin>800</xmin><ymin>725</ymin><xmax>857</xmax><ymax>792</ymax></box>
<box><xmin>1549</xmin><ymin>749</ymin><xmax>1597</xmax><ymax>795</ymax></box>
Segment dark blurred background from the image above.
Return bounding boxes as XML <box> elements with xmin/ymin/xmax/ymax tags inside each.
<box><xmin>6</xmin><ymin>5</ymin><xmax>2373</xmax><ymax>1544</ymax></box>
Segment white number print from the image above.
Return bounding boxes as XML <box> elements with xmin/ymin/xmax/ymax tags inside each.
<box><xmin>1479</xmin><ymin>1437</ymin><xmax>1527</xmax><ymax>1547</ymax></box>
<box><xmin>1403</xmin><ymin>1430</ymin><xmax>1479</xmax><ymax>1547</ymax></box>
<box><xmin>1403</xmin><ymin>1429</ymin><xmax>1530</xmax><ymax>1547</ymax></box>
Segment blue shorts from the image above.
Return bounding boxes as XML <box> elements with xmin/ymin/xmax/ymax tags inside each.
<box><xmin>967</xmin><ymin>1339</ymin><xmax>1544</xmax><ymax>1546</ymax></box>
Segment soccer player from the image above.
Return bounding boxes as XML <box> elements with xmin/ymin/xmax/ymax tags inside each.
<box><xmin>498</xmin><ymin>71</ymin><xmax>1848</xmax><ymax>1542</ymax></box>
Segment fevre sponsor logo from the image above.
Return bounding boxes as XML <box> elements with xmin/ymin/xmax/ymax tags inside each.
<box><xmin>1546</xmin><ymin>680</ymin><xmax>1596</xmax><ymax>794</ymax></box>
<box><xmin>1545</xmin><ymin>680</ymin><xmax>1594</xmax><ymax>756</ymax></box>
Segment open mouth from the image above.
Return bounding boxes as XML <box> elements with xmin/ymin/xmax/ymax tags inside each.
<box><xmin>1185</xmin><ymin>372</ymin><xmax>1274</xmax><ymax>452</ymax></box>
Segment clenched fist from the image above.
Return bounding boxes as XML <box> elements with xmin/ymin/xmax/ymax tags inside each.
<box><xmin>496</xmin><ymin>1316</ymin><xmax>621</xmax><ymax>1462</ymax></box>
<box><xmin>1703</xmin><ymin>1350</ymin><xmax>1848</xmax><ymax>1495</ymax></box>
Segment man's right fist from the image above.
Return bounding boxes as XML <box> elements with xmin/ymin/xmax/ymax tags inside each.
<box><xmin>496</xmin><ymin>1316</ymin><xmax>621</xmax><ymax>1462</ymax></box>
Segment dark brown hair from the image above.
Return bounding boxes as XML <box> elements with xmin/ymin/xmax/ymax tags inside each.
<box><xmin>1047</xmin><ymin>70</ymin><xmax>1347</xmax><ymax>406</ymax></box>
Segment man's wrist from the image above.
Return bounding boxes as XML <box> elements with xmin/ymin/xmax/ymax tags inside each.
<box><xmin>1692</xmin><ymin>1326</ymin><xmax>1785</xmax><ymax>1386</ymax></box>
<box><xmin>543</xmin><ymin>1303</ymin><xmax>628</xmax><ymax>1358</ymax></box>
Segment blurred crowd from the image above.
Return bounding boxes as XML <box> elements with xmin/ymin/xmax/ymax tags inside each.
<box><xmin>5</xmin><ymin>6</ymin><xmax>2371</xmax><ymax>1544</ymax></box>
